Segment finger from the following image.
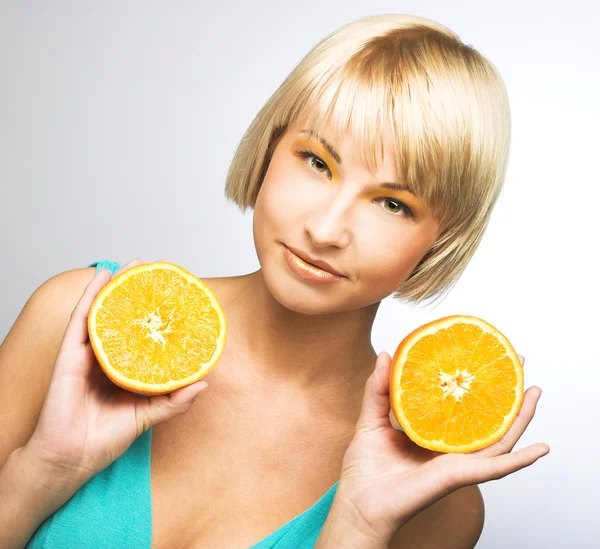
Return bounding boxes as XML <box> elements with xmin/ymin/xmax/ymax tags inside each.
<box><xmin>389</xmin><ymin>409</ymin><xmax>402</xmax><ymax>430</ymax></box>
<box><xmin>450</xmin><ymin>441</ymin><xmax>549</xmax><ymax>488</ymax></box>
<box><xmin>355</xmin><ymin>352</ymin><xmax>393</xmax><ymax>433</ymax></box>
<box><xmin>468</xmin><ymin>386</ymin><xmax>542</xmax><ymax>458</ymax></box>
<box><xmin>112</xmin><ymin>257</ymin><xmax>143</xmax><ymax>279</ymax></box>
<box><xmin>136</xmin><ymin>380</ymin><xmax>209</xmax><ymax>432</ymax></box>
<box><xmin>62</xmin><ymin>258</ymin><xmax>143</xmax><ymax>352</ymax></box>
<box><xmin>517</xmin><ymin>354</ymin><xmax>525</xmax><ymax>367</ymax></box>
<box><xmin>63</xmin><ymin>268</ymin><xmax>112</xmax><ymax>347</ymax></box>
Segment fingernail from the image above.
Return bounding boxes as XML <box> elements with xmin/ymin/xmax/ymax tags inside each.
<box><xmin>194</xmin><ymin>382</ymin><xmax>208</xmax><ymax>396</ymax></box>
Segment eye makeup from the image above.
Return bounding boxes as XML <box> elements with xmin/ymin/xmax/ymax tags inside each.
<box><xmin>293</xmin><ymin>137</ymin><xmax>339</xmax><ymax>179</ymax></box>
<box><xmin>291</xmin><ymin>136</ymin><xmax>426</xmax><ymax>218</ymax></box>
<box><xmin>298</xmin><ymin>130</ymin><xmax>342</xmax><ymax>164</ymax></box>
<box><xmin>296</xmin><ymin>149</ymin><xmax>332</xmax><ymax>177</ymax></box>
<box><xmin>364</xmin><ymin>188</ymin><xmax>424</xmax><ymax>218</ymax></box>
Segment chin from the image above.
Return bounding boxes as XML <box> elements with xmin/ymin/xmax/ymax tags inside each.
<box><xmin>258</xmin><ymin>261</ymin><xmax>343</xmax><ymax>315</ymax></box>
<box><xmin>267</xmin><ymin>276</ymin><xmax>336</xmax><ymax>315</ymax></box>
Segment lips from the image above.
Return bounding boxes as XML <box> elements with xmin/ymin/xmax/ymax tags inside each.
<box><xmin>284</xmin><ymin>245</ymin><xmax>346</xmax><ymax>277</ymax></box>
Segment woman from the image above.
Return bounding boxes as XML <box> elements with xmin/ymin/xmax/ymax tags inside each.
<box><xmin>0</xmin><ymin>13</ymin><xmax>548</xmax><ymax>549</ymax></box>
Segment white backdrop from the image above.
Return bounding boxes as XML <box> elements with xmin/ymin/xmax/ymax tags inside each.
<box><xmin>1</xmin><ymin>1</ymin><xmax>598</xmax><ymax>547</ymax></box>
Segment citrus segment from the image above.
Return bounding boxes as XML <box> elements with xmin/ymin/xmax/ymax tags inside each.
<box><xmin>88</xmin><ymin>261</ymin><xmax>227</xmax><ymax>395</ymax></box>
<box><xmin>389</xmin><ymin>315</ymin><xmax>523</xmax><ymax>453</ymax></box>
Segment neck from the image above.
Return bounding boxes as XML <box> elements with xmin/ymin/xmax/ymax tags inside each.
<box><xmin>224</xmin><ymin>269</ymin><xmax>379</xmax><ymax>396</ymax></box>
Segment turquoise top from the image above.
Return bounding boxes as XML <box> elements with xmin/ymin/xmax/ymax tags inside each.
<box><xmin>25</xmin><ymin>260</ymin><xmax>339</xmax><ymax>549</ymax></box>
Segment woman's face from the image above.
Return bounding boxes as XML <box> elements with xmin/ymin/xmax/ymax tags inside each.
<box><xmin>252</xmin><ymin>119</ymin><xmax>441</xmax><ymax>315</ymax></box>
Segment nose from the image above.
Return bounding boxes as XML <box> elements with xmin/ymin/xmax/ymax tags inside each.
<box><xmin>304</xmin><ymin>189</ymin><xmax>352</xmax><ymax>249</ymax></box>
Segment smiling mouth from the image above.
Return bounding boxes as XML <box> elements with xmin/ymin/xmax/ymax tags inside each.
<box><xmin>282</xmin><ymin>245</ymin><xmax>346</xmax><ymax>284</ymax></box>
<box><xmin>284</xmin><ymin>245</ymin><xmax>345</xmax><ymax>277</ymax></box>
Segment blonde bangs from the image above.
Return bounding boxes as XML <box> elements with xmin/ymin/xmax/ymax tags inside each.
<box><xmin>225</xmin><ymin>14</ymin><xmax>511</xmax><ymax>305</ymax></box>
<box><xmin>287</xmin><ymin>26</ymin><xmax>510</xmax><ymax>236</ymax></box>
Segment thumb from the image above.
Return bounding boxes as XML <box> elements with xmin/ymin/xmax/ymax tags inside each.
<box><xmin>139</xmin><ymin>380</ymin><xmax>208</xmax><ymax>429</ymax></box>
<box><xmin>355</xmin><ymin>352</ymin><xmax>393</xmax><ymax>433</ymax></box>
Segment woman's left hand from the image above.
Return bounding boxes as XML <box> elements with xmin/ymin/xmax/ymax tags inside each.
<box><xmin>336</xmin><ymin>352</ymin><xmax>549</xmax><ymax>544</ymax></box>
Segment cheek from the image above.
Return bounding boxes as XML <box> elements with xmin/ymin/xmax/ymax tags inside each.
<box><xmin>253</xmin><ymin>166</ymin><xmax>307</xmax><ymax>251</ymax></box>
<box><xmin>357</xmin><ymin>229</ymin><xmax>427</xmax><ymax>286</ymax></box>
<box><xmin>258</xmin><ymin>174</ymin><xmax>316</xmax><ymax>227</ymax></box>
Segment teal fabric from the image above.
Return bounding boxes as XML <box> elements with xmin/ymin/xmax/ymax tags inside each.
<box><xmin>25</xmin><ymin>259</ymin><xmax>339</xmax><ymax>549</ymax></box>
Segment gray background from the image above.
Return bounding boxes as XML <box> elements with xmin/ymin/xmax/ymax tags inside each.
<box><xmin>1</xmin><ymin>1</ymin><xmax>598</xmax><ymax>547</ymax></box>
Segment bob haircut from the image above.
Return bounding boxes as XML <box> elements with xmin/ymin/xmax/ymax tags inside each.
<box><xmin>225</xmin><ymin>14</ymin><xmax>511</xmax><ymax>307</ymax></box>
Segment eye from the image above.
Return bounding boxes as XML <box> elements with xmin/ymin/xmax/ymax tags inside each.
<box><xmin>295</xmin><ymin>149</ymin><xmax>413</xmax><ymax>218</ymax></box>
<box><xmin>296</xmin><ymin>149</ymin><xmax>332</xmax><ymax>178</ymax></box>
<box><xmin>376</xmin><ymin>197</ymin><xmax>414</xmax><ymax>218</ymax></box>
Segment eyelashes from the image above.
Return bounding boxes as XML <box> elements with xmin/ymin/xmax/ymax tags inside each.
<box><xmin>296</xmin><ymin>149</ymin><xmax>330</xmax><ymax>175</ymax></box>
<box><xmin>376</xmin><ymin>197</ymin><xmax>414</xmax><ymax>218</ymax></box>
<box><xmin>294</xmin><ymin>148</ymin><xmax>414</xmax><ymax>218</ymax></box>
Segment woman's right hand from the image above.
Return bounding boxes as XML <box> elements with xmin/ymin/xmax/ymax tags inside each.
<box><xmin>23</xmin><ymin>258</ymin><xmax>209</xmax><ymax>484</ymax></box>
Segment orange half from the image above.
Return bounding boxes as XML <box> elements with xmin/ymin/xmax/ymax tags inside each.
<box><xmin>88</xmin><ymin>261</ymin><xmax>227</xmax><ymax>395</ymax></box>
<box><xmin>389</xmin><ymin>315</ymin><xmax>524</xmax><ymax>453</ymax></box>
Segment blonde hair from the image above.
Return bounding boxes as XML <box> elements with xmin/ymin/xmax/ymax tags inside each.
<box><xmin>224</xmin><ymin>14</ymin><xmax>511</xmax><ymax>307</ymax></box>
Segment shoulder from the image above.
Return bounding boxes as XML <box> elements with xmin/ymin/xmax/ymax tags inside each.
<box><xmin>35</xmin><ymin>266</ymin><xmax>98</xmax><ymax>295</ymax></box>
<box><xmin>23</xmin><ymin>266</ymin><xmax>99</xmax><ymax>345</ymax></box>
<box><xmin>0</xmin><ymin>266</ymin><xmax>99</xmax><ymax>466</ymax></box>
<box><xmin>29</xmin><ymin>267</ymin><xmax>99</xmax><ymax>312</ymax></box>
<box><xmin>389</xmin><ymin>485</ymin><xmax>484</xmax><ymax>549</ymax></box>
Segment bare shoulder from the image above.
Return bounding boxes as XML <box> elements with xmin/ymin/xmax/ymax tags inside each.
<box><xmin>34</xmin><ymin>266</ymin><xmax>98</xmax><ymax>301</ymax></box>
<box><xmin>0</xmin><ymin>266</ymin><xmax>98</xmax><ymax>467</ymax></box>
<box><xmin>389</xmin><ymin>485</ymin><xmax>484</xmax><ymax>549</ymax></box>
<box><xmin>25</xmin><ymin>266</ymin><xmax>100</xmax><ymax>326</ymax></box>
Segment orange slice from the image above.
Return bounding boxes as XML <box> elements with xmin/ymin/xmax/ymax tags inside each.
<box><xmin>389</xmin><ymin>315</ymin><xmax>524</xmax><ymax>453</ymax></box>
<box><xmin>88</xmin><ymin>261</ymin><xmax>227</xmax><ymax>396</ymax></box>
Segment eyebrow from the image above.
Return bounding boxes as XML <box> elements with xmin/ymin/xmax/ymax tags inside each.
<box><xmin>299</xmin><ymin>129</ymin><xmax>343</xmax><ymax>165</ymax></box>
<box><xmin>298</xmin><ymin>129</ymin><xmax>415</xmax><ymax>195</ymax></box>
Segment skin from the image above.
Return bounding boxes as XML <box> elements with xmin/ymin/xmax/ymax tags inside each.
<box><xmin>22</xmin><ymin>117</ymin><xmax>544</xmax><ymax>549</ymax></box>
<box><xmin>212</xmin><ymin>118</ymin><xmax>547</xmax><ymax>547</ymax></box>
<box><xmin>223</xmin><ymin>116</ymin><xmax>441</xmax><ymax>402</ymax></box>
